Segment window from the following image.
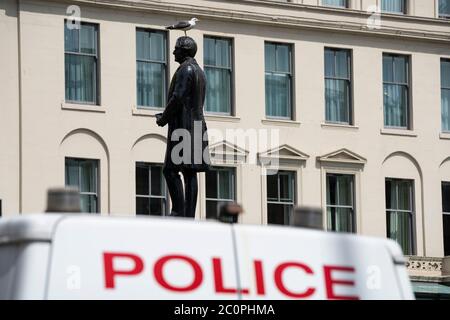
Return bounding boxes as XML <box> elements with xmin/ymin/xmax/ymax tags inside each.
<box><xmin>136</xmin><ymin>29</ymin><xmax>167</xmax><ymax>109</ymax></box>
<box><xmin>64</xmin><ymin>22</ymin><xmax>99</xmax><ymax>104</ymax></box>
<box><xmin>439</xmin><ymin>0</ymin><xmax>450</xmax><ymax>18</ymax></box>
<box><xmin>322</xmin><ymin>0</ymin><xmax>348</xmax><ymax>8</ymax></box>
<box><xmin>325</xmin><ymin>48</ymin><xmax>352</xmax><ymax>124</ymax></box>
<box><xmin>441</xmin><ymin>59</ymin><xmax>450</xmax><ymax>132</ymax></box>
<box><xmin>65</xmin><ymin>158</ymin><xmax>99</xmax><ymax>213</ymax></box>
<box><xmin>383</xmin><ymin>54</ymin><xmax>410</xmax><ymax>129</ymax></box>
<box><xmin>265</xmin><ymin>42</ymin><xmax>293</xmax><ymax>119</ymax></box>
<box><xmin>385</xmin><ymin>178</ymin><xmax>415</xmax><ymax>255</ymax></box>
<box><xmin>136</xmin><ymin>163</ymin><xmax>167</xmax><ymax>216</ymax></box>
<box><xmin>326</xmin><ymin>174</ymin><xmax>355</xmax><ymax>233</ymax></box>
<box><xmin>442</xmin><ymin>182</ymin><xmax>450</xmax><ymax>256</ymax></box>
<box><xmin>205</xmin><ymin>167</ymin><xmax>236</xmax><ymax>219</ymax></box>
<box><xmin>381</xmin><ymin>0</ymin><xmax>406</xmax><ymax>14</ymax></box>
<box><xmin>267</xmin><ymin>171</ymin><xmax>295</xmax><ymax>225</ymax></box>
<box><xmin>204</xmin><ymin>36</ymin><xmax>233</xmax><ymax>115</ymax></box>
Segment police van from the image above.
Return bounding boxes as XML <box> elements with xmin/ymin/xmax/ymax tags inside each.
<box><xmin>0</xmin><ymin>214</ymin><xmax>414</xmax><ymax>300</ymax></box>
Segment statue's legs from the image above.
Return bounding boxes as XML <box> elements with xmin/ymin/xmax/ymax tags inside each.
<box><xmin>163</xmin><ymin>168</ymin><xmax>184</xmax><ymax>216</ymax></box>
<box><xmin>182</xmin><ymin>169</ymin><xmax>198</xmax><ymax>218</ymax></box>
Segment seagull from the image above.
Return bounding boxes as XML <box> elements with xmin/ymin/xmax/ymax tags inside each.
<box><xmin>166</xmin><ymin>18</ymin><xmax>199</xmax><ymax>36</ymax></box>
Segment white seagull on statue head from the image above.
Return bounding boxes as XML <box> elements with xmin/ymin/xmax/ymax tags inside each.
<box><xmin>166</xmin><ymin>17</ymin><xmax>199</xmax><ymax>36</ymax></box>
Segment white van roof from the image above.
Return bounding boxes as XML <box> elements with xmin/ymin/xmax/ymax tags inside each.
<box><xmin>0</xmin><ymin>214</ymin><xmax>63</xmax><ymax>243</ymax></box>
<box><xmin>0</xmin><ymin>214</ymin><xmax>414</xmax><ymax>300</ymax></box>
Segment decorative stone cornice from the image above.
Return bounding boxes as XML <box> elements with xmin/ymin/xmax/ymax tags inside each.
<box><xmin>406</xmin><ymin>256</ymin><xmax>450</xmax><ymax>284</ymax></box>
<box><xmin>54</xmin><ymin>0</ymin><xmax>450</xmax><ymax>43</ymax></box>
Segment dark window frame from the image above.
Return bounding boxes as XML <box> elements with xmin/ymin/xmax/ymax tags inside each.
<box><xmin>203</xmin><ymin>35</ymin><xmax>235</xmax><ymax>116</ymax></box>
<box><xmin>135</xmin><ymin>28</ymin><xmax>169</xmax><ymax>110</ymax></box>
<box><xmin>382</xmin><ymin>53</ymin><xmax>412</xmax><ymax>130</ymax></box>
<box><xmin>64</xmin><ymin>21</ymin><xmax>100</xmax><ymax>105</ymax></box>
<box><xmin>385</xmin><ymin>178</ymin><xmax>416</xmax><ymax>256</ymax></box>
<box><xmin>324</xmin><ymin>47</ymin><xmax>354</xmax><ymax>125</ymax></box>
<box><xmin>326</xmin><ymin>173</ymin><xmax>356</xmax><ymax>233</ymax></box>
<box><xmin>264</xmin><ymin>41</ymin><xmax>294</xmax><ymax>120</ymax></box>
<box><xmin>135</xmin><ymin>162</ymin><xmax>168</xmax><ymax>216</ymax></box>
<box><xmin>267</xmin><ymin>170</ymin><xmax>296</xmax><ymax>226</ymax></box>
<box><xmin>205</xmin><ymin>167</ymin><xmax>236</xmax><ymax>220</ymax></box>
<box><xmin>65</xmin><ymin>157</ymin><xmax>100</xmax><ymax>213</ymax></box>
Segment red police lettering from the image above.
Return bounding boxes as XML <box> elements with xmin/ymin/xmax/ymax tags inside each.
<box><xmin>254</xmin><ymin>260</ymin><xmax>266</xmax><ymax>295</ymax></box>
<box><xmin>154</xmin><ymin>255</ymin><xmax>203</xmax><ymax>292</ymax></box>
<box><xmin>212</xmin><ymin>257</ymin><xmax>249</xmax><ymax>294</ymax></box>
<box><xmin>274</xmin><ymin>262</ymin><xmax>316</xmax><ymax>298</ymax></box>
<box><xmin>324</xmin><ymin>265</ymin><xmax>359</xmax><ymax>300</ymax></box>
<box><xmin>104</xmin><ymin>252</ymin><xmax>144</xmax><ymax>289</ymax></box>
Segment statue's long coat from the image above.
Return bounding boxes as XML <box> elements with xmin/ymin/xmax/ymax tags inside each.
<box><xmin>158</xmin><ymin>56</ymin><xmax>210</xmax><ymax>172</ymax></box>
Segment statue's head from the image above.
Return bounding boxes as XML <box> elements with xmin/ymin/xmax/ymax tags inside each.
<box><xmin>173</xmin><ymin>36</ymin><xmax>197</xmax><ymax>63</ymax></box>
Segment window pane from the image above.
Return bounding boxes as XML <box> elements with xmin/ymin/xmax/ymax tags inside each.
<box><xmin>136</xmin><ymin>30</ymin><xmax>149</xmax><ymax>60</ymax></box>
<box><xmin>276</xmin><ymin>44</ymin><xmax>290</xmax><ymax>73</ymax></box>
<box><xmin>65</xmin><ymin>54</ymin><xmax>97</xmax><ymax>103</ymax></box>
<box><xmin>381</xmin><ymin>0</ymin><xmax>405</xmax><ymax>13</ymax></box>
<box><xmin>267</xmin><ymin>174</ymin><xmax>278</xmax><ymax>201</ymax></box>
<box><xmin>325</xmin><ymin>79</ymin><xmax>350</xmax><ymax>123</ymax></box>
<box><xmin>205</xmin><ymin>67</ymin><xmax>231</xmax><ymax>113</ymax></box>
<box><xmin>80</xmin><ymin>24</ymin><xmax>97</xmax><ymax>55</ymax></box>
<box><xmin>327</xmin><ymin>207</ymin><xmax>353</xmax><ymax>233</ymax></box>
<box><xmin>149</xmin><ymin>32</ymin><xmax>165</xmax><ymax>62</ymax></box>
<box><xmin>265</xmin><ymin>43</ymin><xmax>276</xmax><ymax>72</ymax></box>
<box><xmin>384</xmin><ymin>84</ymin><xmax>408</xmax><ymax>127</ymax></box>
<box><xmin>265</xmin><ymin>73</ymin><xmax>291</xmax><ymax>118</ymax></box>
<box><xmin>439</xmin><ymin>0</ymin><xmax>450</xmax><ymax>16</ymax></box>
<box><xmin>323</xmin><ymin>0</ymin><xmax>347</xmax><ymax>7</ymax></box>
<box><xmin>443</xmin><ymin>182</ymin><xmax>450</xmax><ymax>213</ymax></box>
<box><xmin>218</xmin><ymin>169</ymin><xmax>232</xmax><ymax>200</ymax></box>
<box><xmin>206</xmin><ymin>170</ymin><xmax>218</xmax><ymax>199</ymax></box>
<box><xmin>325</xmin><ymin>49</ymin><xmax>335</xmax><ymax>78</ymax></box>
<box><xmin>335</xmin><ymin>50</ymin><xmax>349</xmax><ymax>79</ymax></box>
<box><xmin>442</xmin><ymin>60</ymin><xmax>450</xmax><ymax>131</ymax></box>
<box><xmin>65</xmin><ymin>158</ymin><xmax>79</xmax><ymax>188</ymax></box>
<box><xmin>151</xmin><ymin>166</ymin><xmax>163</xmax><ymax>196</ymax></box>
<box><xmin>215</xmin><ymin>39</ymin><xmax>231</xmax><ymax>68</ymax></box>
<box><xmin>64</xmin><ymin>25</ymin><xmax>79</xmax><ymax>52</ymax></box>
<box><xmin>327</xmin><ymin>175</ymin><xmax>337</xmax><ymax>205</ymax></box>
<box><xmin>393</xmin><ymin>56</ymin><xmax>407</xmax><ymax>84</ymax></box>
<box><xmin>444</xmin><ymin>214</ymin><xmax>450</xmax><ymax>256</ymax></box>
<box><xmin>149</xmin><ymin>198</ymin><xmax>164</xmax><ymax>216</ymax></box>
<box><xmin>337</xmin><ymin>175</ymin><xmax>353</xmax><ymax>206</ymax></box>
<box><xmin>397</xmin><ymin>180</ymin><xmax>412</xmax><ymax>211</ymax></box>
<box><xmin>383</xmin><ymin>55</ymin><xmax>394</xmax><ymax>83</ymax></box>
<box><xmin>206</xmin><ymin>200</ymin><xmax>219</xmax><ymax>219</ymax></box>
<box><xmin>136</xmin><ymin>197</ymin><xmax>149</xmax><ymax>215</ymax></box>
<box><xmin>137</xmin><ymin>61</ymin><xmax>165</xmax><ymax>108</ymax></box>
<box><xmin>387</xmin><ymin>211</ymin><xmax>413</xmax><ymax>255</ymax></box>
<box><xmin>204</xmin><ymin>37</ymin><xmax>215</xmax><ymax>66</ymax></box>
<box><xmin>442</xmin><ymin>89</ymin><xmax>450</xmax><ymax>132</ymax></box>
<box><xmin>268</xmin><ymin>203</ymin><xmax>291</xmax><ymax>225</ymax></box>
<box><xmin>136</xmin><ymin>164</ymin><xmax>149</xmax><ymax>195</ymax></box>
<box><xmin>279</xmin><ymin>173</ymin><xmax>293</xmax><ymax>202</ymax></box>
<box><xmin>80</xmin><ymin>160</ymin><xmax>97</xmax><ymax>193</ymax></box>
<box><xmin>386</xmin><ymin>179</ymin><xmax>395</xmax><ymax>209</ymax></box>
<box><xmin>80</xmin><ymin>194</ymin><xmax>97</xmax><ymax>213</ymax></box>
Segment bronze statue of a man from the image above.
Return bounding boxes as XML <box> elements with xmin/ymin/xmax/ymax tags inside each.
<box><xmin>156</xmin><ymin>36</ymin><xmax>210</xmax><ymax>218</ymax></box>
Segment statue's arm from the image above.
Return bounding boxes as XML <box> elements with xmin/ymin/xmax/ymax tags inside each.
<box><xmin>157</xmin><ymin>66</ymin><xmax>194</xmax><ymax>126</ymax></box>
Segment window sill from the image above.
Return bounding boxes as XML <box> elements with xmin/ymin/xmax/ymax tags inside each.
<box><xmin>440</xmin><ymin>132</ymin><xmax>450</xmax><ymax>140</ymax></box>
<box><xmin>205</xmin><ymin>114</ymin><xmax>241</xmax><ymax>123</ymax></box>
<box><xmin>131</xmin><ymin>107</ymin><xmax>163</xmax><ymax>117</ymax></box>
<box><xmin>380</xmin><ymin>128</ymin><xmax>418</xmax><ymax>137</ymax></box>
<box><xmin>61</xmin><ymin>102</ymin><xmax>106</xmax><ymax>113</ymax></box>
<box><xmin>262</xmin><ymin>118</ymin><xmax>301</xmax><ymax>127</ymax></box>
<box><xmin>321</xmin><ymin>122</ymin><xmax>359</xmax><ymax>130</ymax></box>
